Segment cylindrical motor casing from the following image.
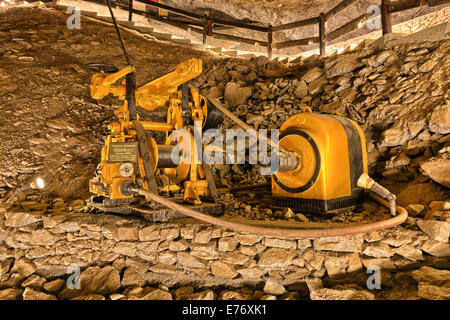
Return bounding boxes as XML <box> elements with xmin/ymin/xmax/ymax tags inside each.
<box><xmin>272</xmin><ymin>112</ymin><xmax>368</xmax><ymax>213</ymax></box>
<box><xmin>157</xmin><ymin>144</ymin><xmax>179</xmax><ymax>168</ymax></box>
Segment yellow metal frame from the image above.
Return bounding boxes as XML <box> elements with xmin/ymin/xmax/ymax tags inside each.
<box><xmin>88</xmin><ymin>58</ymin><xmax>210</xmax><ymax>204</ymax></box>
<box><xmin>272</xmin><ymin>111</ymin><xmax>368</xmax><ymax>201</ymax></box>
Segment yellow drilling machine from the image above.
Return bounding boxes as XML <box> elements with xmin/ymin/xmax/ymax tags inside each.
<box><xmin>85</xmin><ymin>0</ymin><xmax>407</xmax><ymax>237</ymax></box>
<box><xmin>86</xmin><ymin>58</ymin><xmax>225</xmax><ymax>210</ymax></box>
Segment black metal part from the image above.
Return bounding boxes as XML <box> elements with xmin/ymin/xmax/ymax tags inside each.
<box><xmin>132</xmin><ymin>121</ymin><xmax>158</xmax><ymax>193</ymax></box>
<box><xmin>126</xmin><ymin>72</ymin><xmax>138</xmax><ymax>120</ymax></box>
<box><xmin>85</xmin><ymin>62</ymin><xmax>119</xmax><ymax>73</ymax></box>
<box><xmin>105</xmin><ymin>0</ymin><xmax>131</xmax><ymax>65</ymax></box>
<box><xmin>203</xmin><ymin>98</ymin><xmax>224</xmax><ymax>131</ymax></box>
<box><xmin>157</xmin><ymin>144</ymin><xmax>179</xmax><ymax>168</ymax></box>
<box><xmin>272</xmin><ymin>191</ymin><xmax>366</xmax><ymax>214</ymax></box>
<box><xmin>180</xmin><ymin>83</ymin><xmax>190</xmax><ymax>108</ymax></box>
<box><xmin>103</xmin><ymin>196</ymin><xmax>139</xmax><ymax>207</ymax></box>
<box><xmin>119</xmin><ymin>180</ymin><xmax>137</xmax><ymax>197</ymax></box>
<box><xmin>89</xmin><ymin>198</ymin><xmax>234</xmax><ymax>222</ymax></box>
<box><xmin>330</xmin><ymin>115</ymin><xmax>365</xmax><ymax>193</ymax></box>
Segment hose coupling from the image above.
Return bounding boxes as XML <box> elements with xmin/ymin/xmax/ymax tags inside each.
<box><xmin>357</xmin><ymin>173</ymin><xmax>397</xmax><ymax>216</ymax></box>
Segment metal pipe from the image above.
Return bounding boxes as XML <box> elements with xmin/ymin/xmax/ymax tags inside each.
<box><xmin>131</xmin><ymin>186</ymin><xmax>408</xmax><ymax>238</ymax></box>
<box><xmin>157</xmin><ymin>144</ymin><xmax>179</xmax><ymax>168</ymax></box>
<box><xmin>139</xmin><ymin>121</ymin><xmax>174</xmax><ymax>132</ymax></box>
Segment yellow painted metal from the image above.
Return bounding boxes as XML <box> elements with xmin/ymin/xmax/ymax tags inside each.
<box><xmin>272</xmin><ymin>111</ymin><xmax>368</xmax><ymax>200</ymax></box>
<box><xmin>183</xmin><ymin>180</ymin><xmax>210</xmax><ymax>204</ymax></box>
<box><xmin>88</xmin><ymin>58</ymin><xmax>210</xmax><ymax>203</ymax></box>
<box><xmin>89</xmin><ymin>65</ymin><xmax>132</xmax><ymax>100</ymax></box>
<box><xmin>140</xmin><ymin>121</ymin><xmax>174</xmax><ymax>132</ymax></box>
<box><xmin>135</xmin><ymin>58</ymin><xmax>203</xmax><ymax>111</ymax></box>
<box><xmin>276</xmin><ymin>134</ymin><xmax>315</xmax><ymax>189</ymax></box>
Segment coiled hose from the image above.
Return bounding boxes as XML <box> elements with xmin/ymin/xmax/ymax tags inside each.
<box><xmin>130</xmin><ymin>187</ymin><xmax>408</xmax><ymax>238</ymax></box>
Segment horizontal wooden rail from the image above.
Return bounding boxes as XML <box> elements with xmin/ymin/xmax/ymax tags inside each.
<box><xmin>213</xmin><ymin>32</ymin><xmax>269</xmax><ymax>47</ymax></box>
<box><xmin>388</xmin><ymin>0</ymin><xmax>426</xmax><ymax>13</ymax></box>
<box><xmin>135</xmin><ymin>0</ymin><xmax>268</xmax><ymax>32</ymax></box>
<box><xmin>93</xmin><ymin>0</ymin><xmax>449</xmax><ymax>58</ymax></box>
<box><xmin>388</xmin><ymin>0</ymin><xmax>450</xmax><ymax>13</ymax></box>
<box><xmin>275</xmin><ymin>37</ymin><xmax>319</xmax><ymax>49</ymax></box>
<box><xmin>327</xmin><ymin>12</ymin><xmax>371</xmax><ymax>42</ymax></box>
<box><xmin>325</xmin><ymin>0</ymin><xmax>359</xmax><ymax>20</ymax></box>
<box><xmin>136</xmin><ymin>0</ymin><xmax>202</xmax><ymax>20</ymax></box>
<box><xmin>429</xmin><ymin>0</ymin><xmax>450</xmax><ymax>6</ymax></box>
<box><xmin>272</xmin><ymin>17</ymin><xmax>319</xmax><ymax>32</ymax></box>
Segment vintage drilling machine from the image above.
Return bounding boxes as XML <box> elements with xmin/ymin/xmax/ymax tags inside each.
<box><xmin>83</xmin><ymin>0</ymin><xmax>406</xmax><ymax>236</ymax></box>
<box><xmin>86</xmin><ymin>58</ymin><xmax>229</xmax><ymax>212</ymax></box>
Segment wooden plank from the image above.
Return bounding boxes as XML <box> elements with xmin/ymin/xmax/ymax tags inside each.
<box><xmin>212</xmin><ymin>32</ymin><xmax>268</xmax><ymax>47</ymax></box>
<box><xmin>381</xmin><ymin>0</ymin><xmax>392</xmax><ymax>34</ymax></box>
<box><xmin>327</xmin><ymin>13</ymin><xmax>371</xmax><ymax>42</ymax></box>
<box><xmin>128</xmin><ymin>0</ymin><xmax>133</xmax><ymax>21</ymax></box>
<box><xmin>272</xmin><ymin>17</ymin><xmax>319</xmax><ymax>32</ymax></box>
<box><xmin>388</xmin><ymin>0</ymin><xmax>424</xmax><ymax>13</ymax></box>
<box><xmin>429</xmin><ymin>0</ymin><xmax>450</xmax><ymax>6</ymax></box>
<box><xmin>275</xmin><ymin>37</ymin><xmax>318</xmax><ymax>49</ymax></box>
<box><xmin>135</xmin><ymin>0</ymin><xmax>268</xmax><ymax>32</ymax></box>
<box><xmin>268</xmin><ymin>25</ymin><xmax>273</xmax><ymax>60</ymax></box>
<box><xmin>319</xmin><ymin>12</ymin><xmax>326</xmax><ymax>56</ymax></box>
<box><xmin>325</xmin><ymin>0</ymin><xmax>359</xmax><ymax>20</ymax></box>
<box><xmin>117</xmin><ymin>4</ymin><xmax>192</xmax><ymax>32</ymax></box>
<box><xmin>136</xmin><ymin>0</ymin><xmax>203</xmax><ymax>20</ymax></box>
<box><xmin>388</xmin><ymin>0</ymin><xmax>449</xmax><ymax>12</ymax></box>
<box><xmin>210</xmin><ymin>17</ymin><xmax>268</xmax><ymax>32</ymax></box>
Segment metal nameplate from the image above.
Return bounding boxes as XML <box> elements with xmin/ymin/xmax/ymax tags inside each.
<box><xmin>107</xmin><ymin>142</ymin><xmax>138</xmax><ymax>163</ymax></box>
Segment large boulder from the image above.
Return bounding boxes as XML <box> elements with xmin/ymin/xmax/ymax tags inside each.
<box><xmin>412</xmin><ymin>267</ymin><xmax>450</xmax><ymax>300</ymax></box>
<box><xmin>325</xmin><ymin>53</ymin><xmax>363</xmax><ymax>78</ymax></box>
<box><xmin>420</xmin><ymin>151</ymin><xmax>450</xmax><ymax>188</ymax></box>
<box><xmin>429</xmin><ymin>104</ymin><xmax>450</xmax><ymax>134</ymax></box>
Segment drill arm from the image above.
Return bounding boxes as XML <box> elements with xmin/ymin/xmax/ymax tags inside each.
<box><xmin>89</xmin><ymin>58</ymin><xmax>202</xmax><ymax>111</ymax></box>
<box><xmin>135</xmin><ymin>58</ymin><xmax>202</xmax><ymax>111</ymax></box>
<box><xmin>90</xmin><ymin>65</ymin><xmax>134</xmax><ymax>100</ymax></box>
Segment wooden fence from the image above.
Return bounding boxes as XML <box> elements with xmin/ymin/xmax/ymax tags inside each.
<box><xmin>119</xmin><ymin>0</ymin><xmax>450</xmax><ymax>58</ymax></box>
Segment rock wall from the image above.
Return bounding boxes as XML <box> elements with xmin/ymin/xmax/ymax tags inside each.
<box><xmin>1</xmin><ymin>201</ymin><xmax>449</xmax><ymax>299</ymax></box>
<box><xmin>195</xmin><ymin>39</ymin><xmax>450</xmax><ymax>193</ymax></box>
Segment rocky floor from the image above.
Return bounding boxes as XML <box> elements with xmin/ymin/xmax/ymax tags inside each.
<box><xmin>0</xmin><ymin>6</ymin><xmax>449</xmax><ymax>300</ymax></box>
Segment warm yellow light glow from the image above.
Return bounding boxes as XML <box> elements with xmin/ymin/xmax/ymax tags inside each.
<box><xmin>30</xmin><ymin>177</ymin><xmax>45</xmax><ymax>190</ymax></box>
<box><xmin>36</xmin><ymin>177</ymin><xmax>45</xmax><ymax>189</ymax></box>
<box><xmin>0</xmin><ymin>2</ymin><xmax>5</xmax><ymax>7</ymax></box>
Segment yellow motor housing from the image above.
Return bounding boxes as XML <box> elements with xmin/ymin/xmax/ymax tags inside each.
<box><xmin>272</xmin><ymin>111</ymin><xmax>368</xmax><ymax>213</ymax></box>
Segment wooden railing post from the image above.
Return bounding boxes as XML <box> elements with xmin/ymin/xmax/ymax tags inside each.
<box><xmin>202</xmin><ymin>9</ymin><xmax>213</xmax><ymax>46</ymax></box>
<box><xmin>268</xmin><ymin>24</ymin><xmax>273</xmax><ymax>60</ymax></box>
<box><xmin>319</xmin><ymin>13</ymin><xmax>326</xmax><ymax>56</ymax></box>
<box><xmin>128</xmin><ymin>0</ymin><xmax>133</xmax><ymax>21</ymax></box>
<box><xmin>381</xmin><ymin>0</ymin><xmax>392</xmax><ymax>34</ymax></box>
<box><xmin>202</xmin><ymin>27</ymin><xmax>207</xmax><ymax>45</ymax></box>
